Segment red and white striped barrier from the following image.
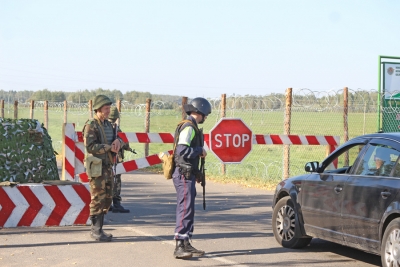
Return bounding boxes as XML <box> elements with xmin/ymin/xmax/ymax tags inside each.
<box><xmin>253</xmin><ymin>134</ymin><xmax>339</xmax><ymax>146</ymax></box>
<box><xmin>77</xmin><ymin>150</ymin><xmax>174</xmax><ymax>181</ymax></box>
<box><xmin>62</xmin><ymin>123</ymin><xmax>340</xmax><ymax>182</ymax></box>
<box><xmin>0</xmin><ymin>184</ymin><xmax>90</xmax><ymax>228</ymax></box>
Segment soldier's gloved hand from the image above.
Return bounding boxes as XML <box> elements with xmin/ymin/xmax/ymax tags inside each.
<box><xmin>111</xmin><ymin>139</ymin><xmax>121</xmax><ymax>153</ymax></box>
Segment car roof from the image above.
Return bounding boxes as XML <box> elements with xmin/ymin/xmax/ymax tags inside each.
<box><xmin>359</xmin><ymin>132</ymin><xmax>400</xmax><ymax>141</ymax></box>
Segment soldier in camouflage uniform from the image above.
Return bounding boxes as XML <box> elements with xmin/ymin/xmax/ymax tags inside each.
<box><xmin>108</xmin><ymin>107</ymin><xmax>131</xmax><ymax>213</ymax></box>
<box><xmin>83</xmin><ymin>95</ymin><xmax>123</xmax><ymax>242</ymax></box>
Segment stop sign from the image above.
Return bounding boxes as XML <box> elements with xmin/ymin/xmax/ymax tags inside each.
<box><xmin>209</xmin><ymin>118</ymin><xmax>252</xmax><ymax>163</ymax></box>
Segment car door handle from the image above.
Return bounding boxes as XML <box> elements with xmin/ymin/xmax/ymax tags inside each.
<box><xmin>334</xmin><ymin>186</ymin><xmax>343</xmax><ymax>194</ymax></box>
<box><xmin>381</xmin><ymin>191</ymin><xmax>391</xmax><ymax>199</ymax></box>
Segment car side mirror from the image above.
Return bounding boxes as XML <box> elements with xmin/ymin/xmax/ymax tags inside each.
<box><xmin>305</xmin><ymin>161</ymin><xmax>319</xmax><ymax>172</ymax></box>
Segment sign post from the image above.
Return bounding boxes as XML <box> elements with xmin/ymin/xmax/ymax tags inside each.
<box><xmin>209</xmin><ymin>118</ymin><xmax>252</xmax><ymax>163</ymax></box>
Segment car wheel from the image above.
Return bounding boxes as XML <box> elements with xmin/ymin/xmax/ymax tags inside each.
<box><xmin>272</xmin><ymin>196</ymin><xmax>312</xmax><ymax>249</ymax></box>
<box><xmin>381</xmin><ymin>218</ymin><xmax>400</xmax><ymax>267</ymax></box>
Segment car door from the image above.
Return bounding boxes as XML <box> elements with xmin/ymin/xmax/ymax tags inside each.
<box><xmin>300</xmin><ymin>140</ymin><xmax>367</xmax><ymax>242</ymax></box>
<box><xmin>341</xmin><ymin>140</ymin><xmax>400</xmax><ymax>252</ymax></box>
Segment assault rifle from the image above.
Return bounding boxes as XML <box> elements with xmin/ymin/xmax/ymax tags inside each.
<box><xmin>200</xmin><ymin>157</ymin><xmax>206</xmax><ymax>210</ymax></box>
<box><xmin>127</xmin><ymin>147</ymin><xmax>137</xmax><ymax>154</ymax></box>
<box><xmin>113</xmin><ymin>123</ymin><xmax>119</xmax><ymax>186</ymax></box>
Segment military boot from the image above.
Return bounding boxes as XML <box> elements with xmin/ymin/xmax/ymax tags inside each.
<box><xmin>112</xmin><ymin>197</ymin><xmax>130</xmax><ymax>213</ymax></box>
<box><xmin>173</xmin><ymin>240</ymin><xmax>192</xmax><ymax>259</ymax></box>
<box><xmin>184</xmin><ymin>240</ymin><xmax>205</xmax><ymax>256</ymax></box>
<box><xmin>90</xmin><ymin>215</ymin><xmax>112</xmax><ymax>242</ymax></box>
<box><xmin>99</xmin><ymin>213</ymin><xmax>112</xmax><ymax>238</ymax></box>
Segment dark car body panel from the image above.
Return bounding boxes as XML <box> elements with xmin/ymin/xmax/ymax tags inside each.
<box><xmin>272</xmin><ymin>133</ymin><xmax>400</xmax><ymax>255</ymax></box>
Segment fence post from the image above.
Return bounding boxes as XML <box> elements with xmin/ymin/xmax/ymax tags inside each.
<box><xmin>283</xmin><ymin>88</ymin><xmax>292</xmax><ymax>180</ymax></box>
<box><xmin>0</xmin><ymin>99</ymin><xmax>4</xmax><ymax>118</ymax></box>
<box><xmin>30</xmin><ymin>100</ymin><xmax>35</xmax><ymax>119</ymax></box>
<box><xmin>117</xmin><ymin>99</ymin><xmax>122</xmax><ymax>125</ymax></box>
<box><xmin>363</xmin><ymin>103</ymin><xmax>367</xmax><ymax>135</ymax></box>
<box><xmin>44</xmin><ymin>100</ymin><xmax>48</xmax><ymax>129</ymax></box>
<box><xmin>181</xmin><ymin>97</ymin><xmax>188</xmax><ymax>120</ymax></box>
<box><xmin>220</xmin><ymin>94</ymin><xmax>227</xmax><ymax>175</ymax></box>
<box><xmin>89</xmin><ymin>100</ymin><xmax>93</xmax><ymax>119</ymax></box>
<box><xmin>144</xmin><ymin>98</ymin><xmax>151</xmax><ymax>157</ymax></box>
<box><xmin>343</xmin><ymin>87</ymin><xmax>349</xmax><ymax>166</ymax></box>
<box><xmin>63</xmin><ymin>100</ymin><xmax>67</xmax><ymax>123</ymax></box>
<box><xmin>13</xmin><ymin>100</ymin><xmax>18</xmax><ymax>119</ymax></box>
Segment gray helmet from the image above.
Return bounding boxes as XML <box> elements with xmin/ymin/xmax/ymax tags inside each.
<box><xmin>109</xmin><ymin>106</ymin><xmax>120</xmax><ymax>121</ymax></box>
<box><xmin>93</xmin><ymin>95</ymin><xmax>112</xmax><ymax>111</ymax></box>
<box><xmin>184</xmin><ymin>97</ymin><xmax>212</xmax><ymax>116</ymax></box>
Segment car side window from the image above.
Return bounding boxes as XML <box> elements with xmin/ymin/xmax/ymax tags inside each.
<box><xmin>354</xmin><ymin>145</ymin><xmax>400</xmax><ymax>177</ymax></box>
<box><xmin>324</xmin><ymin>144</ymin><xmax>365</xmax><ymax>173</ymax></box>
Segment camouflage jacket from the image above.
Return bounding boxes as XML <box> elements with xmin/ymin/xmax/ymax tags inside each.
<box><xmin>83</xmin><ymin>115</ymin><xmax>123</xmax><ymax>165</ymax></box>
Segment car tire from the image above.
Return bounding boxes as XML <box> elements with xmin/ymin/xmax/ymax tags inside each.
<box><xmin>272</xmin><ymin>196</ymin><xmax>312</xmax><ymax>249</ymax></box>
<box><xmin>381</xmin><ymin>218</ymin><xmax>400</xmax><ymax>267</ymax></box>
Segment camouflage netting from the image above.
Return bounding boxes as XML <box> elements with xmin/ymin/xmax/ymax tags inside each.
<box><xmin>0</xmin><ymin>118</ymin><xmax>59</xmax><ymax>183</ymax></box>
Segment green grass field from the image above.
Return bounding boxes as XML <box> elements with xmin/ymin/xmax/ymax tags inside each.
<box><xmin>2</xmin><ymin>105</ymin><xmax>379</xmax><ymax>189</ymax></box>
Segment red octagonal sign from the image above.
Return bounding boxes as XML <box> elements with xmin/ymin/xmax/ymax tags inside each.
<box><xmin>209</xmin><ymin>118</ymin><xmax>252</xmax><ymax>163</ymax></box>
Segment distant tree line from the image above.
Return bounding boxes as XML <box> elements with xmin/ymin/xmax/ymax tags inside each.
<box><xmin>0</xmin><ymin>88</ymin><xmax>182</xmax><ymax>108</ymax></box>
<box><xmin>0</xmin><ymin>89</ymin><xmax>379</xmax><ymax>111</ymax></box>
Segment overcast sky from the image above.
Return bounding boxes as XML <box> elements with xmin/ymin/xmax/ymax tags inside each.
<box><xmin>1</xmin><ymin>0</ymin><xmax>400</xmax><ymax>98</ymax></box>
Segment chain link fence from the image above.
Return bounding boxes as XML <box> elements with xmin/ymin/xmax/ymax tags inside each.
<box><xmin>0</xmin><ymin>88</ymin><xmax>383</xmax><ymax>184</ymax></box>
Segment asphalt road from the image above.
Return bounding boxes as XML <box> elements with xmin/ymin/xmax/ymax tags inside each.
<box><xmin>0</xmin><ymin>172</ymin><xmax>382</xmax><ymax>267</ymax></box>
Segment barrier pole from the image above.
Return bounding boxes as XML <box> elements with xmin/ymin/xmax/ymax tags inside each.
<box><xmin>283</xmin><ymin>88</ymin><xmax>292</xmax><ymax>180</ymax></box>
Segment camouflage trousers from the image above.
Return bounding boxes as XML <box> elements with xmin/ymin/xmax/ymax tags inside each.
<box><xmin>113</xmin><ymin>174</ymin><xmax>122</xmax><ymax>200</ymax></box>
<box><xmin>89</xmin><ymin>165</ymin><xmax>114</xmax><ymax>216</ymax></box>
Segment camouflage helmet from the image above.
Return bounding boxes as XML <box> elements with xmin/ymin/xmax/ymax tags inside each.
<box><xmin>93</xmin><ymin>95</ymin><xmax>112</xmax><ymax>111</ymax></box>
<box><xmin>109</xmin><ymin>106</ymin><xmax>120</xmax><ymax>121</ymax></box>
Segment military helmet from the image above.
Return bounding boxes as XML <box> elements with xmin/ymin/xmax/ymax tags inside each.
<box><xmin>93</xmin><ymin>95</ymin><xmax>112</xmax><ymax>111</ymax></box>
<box><xmin>109</xmin><ymin>106</ymin><xmax>120</xmax><ymax>121</ymax></box>
<box><xmin>184</xmin><ymin>97</ymin><xmax>212</xmax><ymax>116</ymax></box>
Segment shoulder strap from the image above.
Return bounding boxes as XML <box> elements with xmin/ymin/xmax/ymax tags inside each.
<box><xmin>178</xmin><ymin>119</ymin><xmax>199</xmax><ymax>133</ymax></box>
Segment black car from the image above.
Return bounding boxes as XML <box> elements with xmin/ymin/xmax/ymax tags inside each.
<box><xmin>272</xmin><ymin>133</ymin><xmax>400</xmax><ymax>267</ymax></box>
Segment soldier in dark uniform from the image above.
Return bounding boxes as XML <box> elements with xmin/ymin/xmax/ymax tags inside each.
<box><xmin>83</xmin><ymin>95</ymin><xmax>123</xmax><ymax>241</ymax></box>
<box><xmin>172</xmin><ymin>97</ymin><xmax>212</xmax><ymax>259</ymax></box>
<box><xmin>108</xmin><ymin>107</ymin><xmax>131</xmax><ymax>213</ymax></box>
